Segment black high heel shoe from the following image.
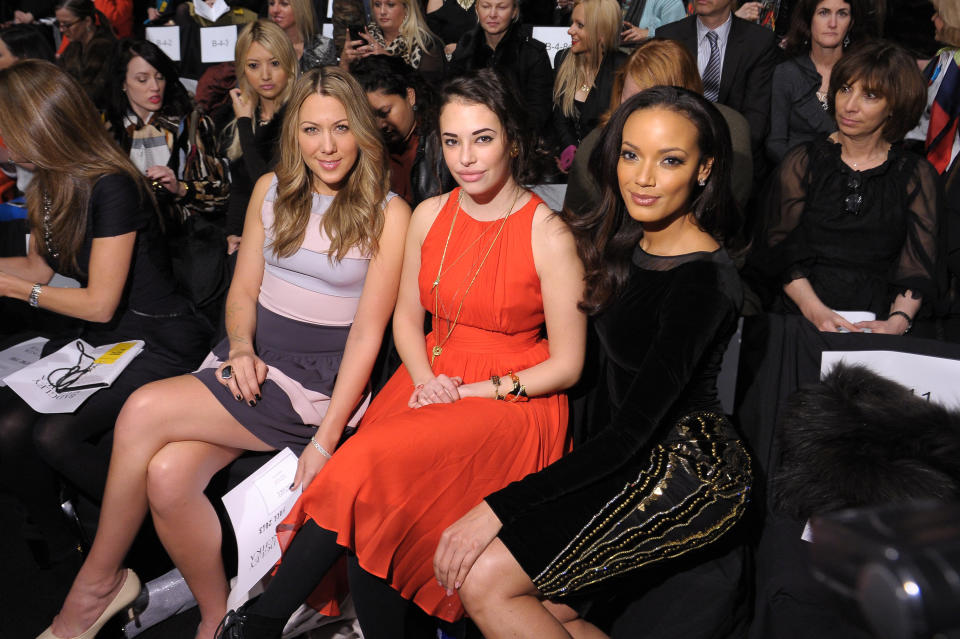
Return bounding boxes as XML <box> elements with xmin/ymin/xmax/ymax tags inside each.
<box><xmin>214</xmin><ymin>603</ymin><xmax>286</xmax><ymax>639</ymax></box>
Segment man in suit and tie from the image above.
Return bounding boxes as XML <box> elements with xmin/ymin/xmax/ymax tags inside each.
<box><xmin>658</xmin><ymin>0</ymin><xmax>778</xmax><ymax>175</ymax></box>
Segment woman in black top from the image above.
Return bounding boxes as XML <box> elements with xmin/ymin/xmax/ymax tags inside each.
<box><xmin>0</xmin><ymin>61</ymin><xmax>210</xmax><ymax>569</ymax></box>
<box><xmin>766</xmin><ymin>0</ymin><xmax>867</xmax><ymax>163</ymax></box>
<box><xmin>448</xmin><ymin>0</ymin><xmax>553</xmax><ymax>138</ymax></box>
<box><xmin>425</xmin><ymin>0</ymin><xmax>476</xmax><ymax>52</ymax></box>
<box><xmin>436</xmin><ymin>86</ymin><xmax>751</xmax><ymax>637</ymax></box>
<box><xmin>755</xmin><ymin>41</ymin><xmax>938</xmax><ymax>335</ymax></box>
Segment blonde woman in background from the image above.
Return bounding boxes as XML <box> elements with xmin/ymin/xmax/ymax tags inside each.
<box><xmin>267</xmin><ymin>0</ymin><xmax>336</xmax><ymax>70</ymax></box>
<box><xmin>38</xmin><ymin>67</ymin><xmax>409</xmax><ymax>639</ymax></box>
<box><xmin>552</xmin><ymin>0</ymin><xmax>624</xmax><ymax>172</ymax></box>
<box><xmin>340</xmin><ymin>0</ymin><xmax>445</xmax><ymax>81</ymax></box>
<box><xmin>223</xmin><ymin>20</ymin><xmax>298</xmax><ymax>254</ymax></box>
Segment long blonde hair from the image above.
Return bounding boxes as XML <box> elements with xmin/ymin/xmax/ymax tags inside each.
<box><xmin>271</xmin><ymin>67</ymin><xmax>390</xmax><ymax>260</ymax></box>
<box><xmin>0</xmin><ymin>60</ymin><xmax>146</xmax><ymax>274</ymax></box>
<box><xmin>384</xmin><ymin>0</ymin><xmax>436</xmax><ymax>54</ymax></box>
<box><xmin>225</xmin><ymin>20</ymin><xmax>298</xmax><ymax>160</ymax></box>
<box><xmin>553</xmin><ymin>0</ymin><xmax>621</xmax><ymax>118</ymax></box>
<box><xmin>289</xmin><ymin>0</ymin><xmax>318</xmax><ymax>44</ymax></box>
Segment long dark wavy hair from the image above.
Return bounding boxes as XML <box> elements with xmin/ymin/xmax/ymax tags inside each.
<box><xmin>438</xmin><ymin>69</ymin><xmax>546</xmax><ymax>186</ymax></box>
<box><xmin>567</xmin><ymin>86</ymin><xmax>740</xmax><ymax>315</ymax></box>
<box><xmin>106</xmin><ymin>39</ymin><xmax>194</xmax><ymax>134</ymax></box>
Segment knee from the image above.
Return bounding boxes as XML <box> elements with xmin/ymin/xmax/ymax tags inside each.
<box><xmin>32</xmin><ymin>417</ymin><xmax>77</xmax><ymax>468</ymax></box>
<box><xmin>459</xmin><ymin>548</ymin><xmax>506</xmax><ymax>614</ymax></box>
<box><xmin>145</xmin><ymin>449</ymin><xmax>195</xmax><ymax>515</ymax></box>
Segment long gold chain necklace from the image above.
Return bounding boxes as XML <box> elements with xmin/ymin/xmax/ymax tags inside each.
<box><xmin>430</xmin><ymin>188</ymin><xmax>521</xmax><ymax>364</ymax></box>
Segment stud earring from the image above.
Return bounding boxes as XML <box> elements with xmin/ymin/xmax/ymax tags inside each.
<box><xmin>698</xmin><ymin>177</ymin><xmax>706</xmax><ymax>186</ymax></box>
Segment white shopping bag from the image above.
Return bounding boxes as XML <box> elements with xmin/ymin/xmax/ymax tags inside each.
<box><xmin>3</xmin><ymin>339</ymin><xmax>145</xmax><ymax>413</ymax></box>
<box><xmin>0</xmin><ymin>337</ymin><xmax>48</xmax><ymax>387</ymax></box>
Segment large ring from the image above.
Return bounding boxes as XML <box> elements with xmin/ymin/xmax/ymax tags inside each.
<box><xmin>220</xmin><ymin>365</ymin><xmax>233</xmax><ymax>380</ymax></box>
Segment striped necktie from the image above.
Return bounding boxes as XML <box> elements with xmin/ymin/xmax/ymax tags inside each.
<box><xmin>703</xmin><ymin>30</ymin><xmax>721</xmax><ymax>102</ymax></box>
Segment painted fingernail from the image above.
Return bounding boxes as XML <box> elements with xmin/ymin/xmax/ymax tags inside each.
<box><xmin>235</xmin><ymin>393</ymin><xmax>243</xmax><ymax>401</ymax></box>
<box><xmin>289</xmin><ymin>482</ymin><xmax>295</xmax><ymax>490</ymax></box>
<box><xmin>248</xmin><ymin>400</ymin><xmax>257</xmax><ymax>407</ymax></box>
<box><xmin>455</xmin><ymin>581</ymin><xmax>461</xmax><ymax>589</ymax></box>
<box><xmin>446</xmin><ymin>588</ymin><xmax>454</xmax><ymax>596</ymax></box>
<box><xmin>255</xmin><ymin>394</ymin><xmax>262</xmax><ymax>401</ymax></box>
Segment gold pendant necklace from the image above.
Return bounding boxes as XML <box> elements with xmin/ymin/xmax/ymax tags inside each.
<box><xmin>430</xmin><ymin>188</ymin><xmax>521</xmax><ymax>364</ymax></box>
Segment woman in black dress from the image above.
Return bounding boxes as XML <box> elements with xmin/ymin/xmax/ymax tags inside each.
<box><xmin>0</xmin><ymin>60</ymin><xmax>210</xmax><ymax>575</ymax></box>
<box><xmin>436</xmin><ymin>86</ymin><xmax>752</xmax><ymax>637</ymax></box>
<box><xmin>756</xmin><ymin>40</ymin><xmax>937</xmax><ymax>335</ymax></box>
<box><xmin>766</xmin><ymin>0</ymin><xmax>867</xmax><ymax>164</ymax></box>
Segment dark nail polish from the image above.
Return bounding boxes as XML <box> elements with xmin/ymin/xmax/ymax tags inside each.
<box><xmin>235</xmin><ymin>393</ymin><xmax>243</xmax><ymax>401</ymax></box>
<box><xmin>289</xmin><ymin>482</ymin><xmax>295</xmax><ymax>490</ymax></box>
<box><xmin>248</xmin><ymin>400</ymin><xmax>257</xmax><ymax>407</ymax></box>
<box><xmin>255</xmin><ymin>394</ymin><xmax>262</xmax><ymax>401</ymax></box>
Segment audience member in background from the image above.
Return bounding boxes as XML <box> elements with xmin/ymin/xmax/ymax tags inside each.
<box><xmin>426</xmin><ymin>0</ymin><xmax>476</xmax><ymax>54</ymax></box>
<box><xmin>267</xmin><ymin>0</ymin><xmax>336</xmax><ymax>70</ymax></box>
<box><xmin>0</xmin><ymin>25</ymin><xmax>56</xmax><ymax>197</ymax></box>
<box><xmin>330</xmin><ymin>0</ymin><xmax>367</xmax><ymax>51</ymax></box>
<box><xmin>448</xmin><ymin>0</ymin><xmax>554</xmax><ymax>138</ymax></box>
<box><xmin>340</xmin><ymin>0</ymin><xmax>445</xmax><ymax>82</ymax></box>
<box><xmin>0</xmin><ymin>60</ymin><xmax>209</xmax><ymax>582</ymax></box>
<box><xmin>351</xmin><ymin>54</ymin><xmax>454</xmax><ymax>207</ymax></box>
<box><xmin>2</xmin><ymin>1</ymin><xmax>55</xmax><ymax>24</ymax></box>
<box><xmin>41</xmin><ymin>66</ymin><xmax>408</xmax><ymax>639</ymax></box>
<box><xmin>222</xmin><ymin>20</ymin><xmax>297</xmax><ymax>255</ymax></box>
<box><xmin>906</xmin><ymin>0</ymin><xmax>960</xmax><ymax>175</ymax></box>
<box><xmin>767</xmin><ymin>0</ymin><xmax>865</xmax><ymax>164</ymax></box>
<box><xmin>213</xmin><ymin>68</ymin><xmax>585</xmax><ymax>639</ymax></box>
<box><xmin>752</xmin><ymin>41</ymin><xmax>937</xmax><ymax>335</ymax></box>
<box><xmin>106</xmin><ymin>39</ymin><xmax>231</xmax><ymax>309</ymax></box>
<box><xmin>443</xmin><ymin>86</ymin><xmax>751</xmax><ymax>639</ymax></box>
<box><xmin>93</xmin><ymin>0</ymin><xmax>133</xmax><ymax>38</ymax></box>
<box><xmin>565</xmin><ymin>38</ymin><xmax>753</xmax><ymax>217</ymax></box>
<box><xmin>553</xmin><ymin>0</ymin><xmax>625</xmax><ymax>173</ymax></box>
<box><xmin>658</xmin><ymin>0</ymin><xmax>778</xmax><ymax>175</ymax></box>
<box><xmin>620</xmin><ymin>0</ymin><xmax>686</xmax><ymax>42</ymax></box>
<box><xmin>55</xmin><ymin>0</ymin><xmax>117</xmax><ymax>110</ymax></box>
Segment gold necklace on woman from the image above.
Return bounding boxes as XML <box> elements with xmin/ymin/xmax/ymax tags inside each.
<box><xmin>430</xmin><ymin>188</ymin><xmax>521</xmax><ymax>364</ymax></box>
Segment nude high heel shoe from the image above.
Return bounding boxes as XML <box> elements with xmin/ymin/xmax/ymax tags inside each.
<box><xmin>37</xmin><ymin>569</ymin><xmax>142</xmax><ymax>639</ymax></box>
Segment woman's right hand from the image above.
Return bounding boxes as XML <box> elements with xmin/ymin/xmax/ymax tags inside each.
<box><xmin>804</xmin><ymin>305</ymin><xmax>861</xmax><ymax>333</ymax></box>
<box><xmin>217</xmin><ymin>350</ymin><xmax>268</xmax><ymax>404</ymax></box>
<box><xmin>229</xmin><ymin>88</ymin><xmax>255</xmax><ymax>120</ymax></box>
<box><xmin>227</xmin><ymin>234</ymin><xmax>242</xmax><ymax>255</ymax></box>
<box><xmin>340</xmin><ymin>33</ymin><xmax>372</xmax><ymax>67</ymax></box>
<box><xmin>408</xmin><ymin>374</ymin><xmax>463</xmax><ymax>408</ymax></box>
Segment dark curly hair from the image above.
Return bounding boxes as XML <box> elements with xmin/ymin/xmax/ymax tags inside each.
<box><xmin>437</xmin><ymin>68</ymin><xmax>546</xmax><ymax>186</ymax></box>
<box><xmin>568</xmin><ymin>86</ymin><xmax>740</xmax><ymax>315</ymax></box>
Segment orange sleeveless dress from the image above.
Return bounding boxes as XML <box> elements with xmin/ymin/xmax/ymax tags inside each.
<box><xmin>276</xmin><ymin>189</ymin><xmax>570</xmax><ymax>621</ymax></box>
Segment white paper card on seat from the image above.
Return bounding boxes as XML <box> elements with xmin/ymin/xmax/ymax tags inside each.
<box><xmin>222</xmin><ymin>448</ymin><xmax>302</xmax><ymax>610</ymax></box>
<box><xmin>531</xmin><ymin>27</ymin><xmax>572</xmax><ymax>68</ymax></box>
<box><xmin>3</xmin><ymin>339</ymin><xmax>145</xmax><ymax>413</ymax></box>
<box><xmin>145</xmin><ymin>26</ymin><xmax>181</xmax><ymax>61</ymax></box>
<box><xmin>200</xmin><ymin>25</ymin><xmax>238</xmax><ymax>63</ymax></box>
<box><xmin>820</xmin><ymin>350</ymin><xmax>960</xmax><ymax>409</ymax></box>
<box><xmin>0</xmin><ymin>337</ymin><xmax>48</xmax><ymax>387</ymax></box>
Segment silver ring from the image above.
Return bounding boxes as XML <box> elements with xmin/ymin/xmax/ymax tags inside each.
<box><xmin>220</xmin><ymin>365</ymin><xmax>233</xmax><ymax>380</ymax></box>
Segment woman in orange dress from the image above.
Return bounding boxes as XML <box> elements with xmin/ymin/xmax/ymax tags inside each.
<box><xmin>214</xmin><ymin>69</ymin><xmax>586</xmax><ymax>639</ymax></box>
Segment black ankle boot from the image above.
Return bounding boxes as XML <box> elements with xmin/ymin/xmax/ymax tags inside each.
<box><xmin>214</xmin><ymin>603</ymin><xmax>286</xmax><ymax>639</ymax></box>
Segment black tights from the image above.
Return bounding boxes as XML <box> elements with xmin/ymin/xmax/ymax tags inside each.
<box><xmin>250</xmin><ymin>519</ymin><xmax>436</xmax><ymax>639</ymax></box>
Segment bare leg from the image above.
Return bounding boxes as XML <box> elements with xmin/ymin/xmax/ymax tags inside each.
<box><xmin>459</xmin><ymin>539</ymin><xmax>608</xmax><ymax>639</ymax></box>
<box><xmin>147</xmin><ymin>440</ymin><xmax>244</xmax><ymax>639</ymax></box>
<box><xmin>50</xmin><ymin>376</ymin><xmax>272</xmax><ymax>639</ymax></box>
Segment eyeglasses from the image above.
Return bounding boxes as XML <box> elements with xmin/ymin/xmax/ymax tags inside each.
<box><xmin>57</xmin><ymin>19</ymin><xmax>81</xmax><ymax>30</ymax></box>
<box><xmin>844</xmin><ymin>173</ymin><xmax>863</xmax><ymax>215</ymax></box>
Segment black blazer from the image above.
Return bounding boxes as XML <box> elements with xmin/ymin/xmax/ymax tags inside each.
<box><xmin>551</xmin><ymin>48</ymin><xmax>627</xmax><ymax>150</ymax></box>
<box><xmin>658</xmin><ymin>16</ymin><xmax>778</xmax><ymax>168</ymax></box>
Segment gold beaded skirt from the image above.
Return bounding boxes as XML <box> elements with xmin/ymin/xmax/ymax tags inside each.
<box><xmin>531</xmin><ymin>411</ymin><xmax>752</xmax><ymax>598</ymax></box>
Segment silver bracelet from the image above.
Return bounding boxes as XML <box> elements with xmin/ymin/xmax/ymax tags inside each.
<box><xmin>310</xmin><ymin>436</ymin><xmax>332</xmax><ymax>459</ymax></box>
<box><xmin>28</xmin><ymin>283</ymin><xmax>42</xmax><ymax>308</ymax></box>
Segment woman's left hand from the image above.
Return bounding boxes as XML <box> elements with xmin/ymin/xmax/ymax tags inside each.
<box><xmin>434</xmin><ymin>501</ymin><xmax>502</xmax><ymax>595</ymax></box>
<box><xmin>409</xmin><ymin>374</ymin><xmax>463</xmax><ymax>407</ymax></box>
<box><xmin>145</xmin><ymin>165</ymin><xmax>186</xmax><ymax>197</ymax></box>
<box><xmin>621</xmin><ymin>21</ymin><xmax>649</xmax><ymax>42</ymax></box>
<box><xmin>855</xmin><ymin>315</ymin><xmax>910</xmax><ymax>335</ymax></box>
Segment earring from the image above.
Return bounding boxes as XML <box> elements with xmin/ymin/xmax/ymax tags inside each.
<box><xmin>843</xmin><ymin>34</ymin><xmax>850</xmax><ymax>47</ymax></box>
<box><xmin>698</xmin><ymin>177</ymin><xmax>706</xmax><ymax>186</ymax></box>
<box><xmin>510</xmin><ymin>144</ymin><xmax>519</xmax><ymax>158</ymax></box>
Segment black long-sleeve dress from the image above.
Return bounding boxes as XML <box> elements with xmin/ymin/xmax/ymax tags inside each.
<box><xmin>486</xmin><ymin>248</ymin><xmax>752</xmax><ymax>599</ymax></box>
<box><xmin>755</xmin><ymin>137</ymin><xmax>940</xmax><ymax>318</ymax></box>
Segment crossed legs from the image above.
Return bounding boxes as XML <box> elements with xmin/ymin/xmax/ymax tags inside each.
<box><xmin>49</xmin><ymin>375</ymin><xmax>273</xmax><ymax>639</ymax></box>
